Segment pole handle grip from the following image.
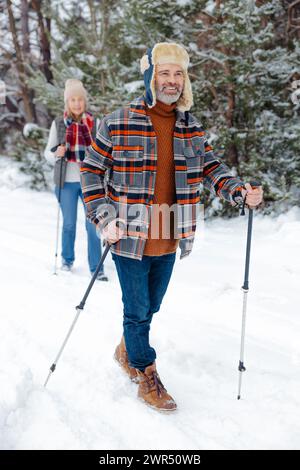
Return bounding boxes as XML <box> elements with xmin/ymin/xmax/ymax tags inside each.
<box><xmin>249</xmin><ymin>180</ymin><xmax>262</xmax><ymax>189</ymax></box>
<box><xmin>240</xmin><ymin>180</ymin><xmax>262</xmax><ymax>215</ymax></box>
<box><xmin>51</xmin><ymin>142</ymin><xmax>65</xmax><ymax>153</ymax></box>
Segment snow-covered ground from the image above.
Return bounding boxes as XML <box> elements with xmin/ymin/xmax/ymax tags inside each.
<box><xmin>0</xmin><ymin>160</ymin><xmax>299</xmax><ymax>450</ymax></box>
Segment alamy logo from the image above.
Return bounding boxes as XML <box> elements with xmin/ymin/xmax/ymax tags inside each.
<box><xmin>291</xmin><ymin>80</ymin><xmax>300</xmax><ymax>105</ymax></box>
<box><xmin>0</xmin><ymin>80</ymin><xmax>6</xmax><ymax>105</ymax></box>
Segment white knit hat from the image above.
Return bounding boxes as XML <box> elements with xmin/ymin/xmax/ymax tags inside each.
<box><xmin>140</xmin><ymin>42</ymin><xmax>193</xmax><ymax>112</ymax></box>
<box><xmin>64</xmin><ymin>79</ymin><xmax>87</xmax><ymax>104</ymax></box>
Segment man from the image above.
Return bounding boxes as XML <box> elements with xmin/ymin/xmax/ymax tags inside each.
<box><xmin>80</xmin><ymin>42</ymin><xmax>263</xmax><ymax>412</ymax></box>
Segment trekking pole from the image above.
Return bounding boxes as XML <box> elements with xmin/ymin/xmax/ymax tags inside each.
<box><xmin>237</xmin><ymin>180</ymin><xmax>261</xmax><ymax>400</ymax></box>
<box><xmin>44</xmin><ymin>242</ymin><xmax>111</xmax><ymax>387</ymax></box>
<box><xmin>53</xmin><ymin>149</ymin><xmax>66</xmax><ymax>276</ymax></box>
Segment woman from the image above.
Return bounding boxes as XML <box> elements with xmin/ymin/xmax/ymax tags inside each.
<box><xmin>44</xmin><ymin>79</ymin><xmax>108</xmax><ymax>281</ymax></box>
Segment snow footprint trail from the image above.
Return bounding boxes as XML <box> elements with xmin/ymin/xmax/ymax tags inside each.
<box><xmin>0</xmin><ymin>370</ymin><xmax>86</xmax><ymax>450</ymax></box>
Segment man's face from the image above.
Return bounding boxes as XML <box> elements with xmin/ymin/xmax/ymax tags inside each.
<box><xmin>155</xmin><ymin>63</ymin><xmax>184</xmax><ymax>105</ymax></box>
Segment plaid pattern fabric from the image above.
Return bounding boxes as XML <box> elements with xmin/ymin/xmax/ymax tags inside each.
<box><xmin>64</xmin><ymin>111</ymin><xmax>94</xmax><ymax>162</ymax></box>
<box><xmin>80</xmin><ymin>96</ymin><xmax>244</xmax><ymax>260</ymax></box>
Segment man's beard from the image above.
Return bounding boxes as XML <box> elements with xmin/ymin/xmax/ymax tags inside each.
<box><xmin>155</xmin><ymin>86</ymin><xmax>182</xmax><ymax>105</ymax></box>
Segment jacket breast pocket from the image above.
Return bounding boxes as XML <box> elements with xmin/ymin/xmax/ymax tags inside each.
<box><xmin>112</xmin><ymin>146</ymin><xmax>144</xmax><ymax>188</ymax></box>
<box><xmin>184</xmin><ymin>146</ymin><xmax>204</xmax><ymax>185</ymax></box>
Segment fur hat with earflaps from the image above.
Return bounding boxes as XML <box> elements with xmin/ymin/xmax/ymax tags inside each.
<box><xmin>140</xmin><ymin>42</ymin><xmax>193</xmax><ymax>112</ymax></box>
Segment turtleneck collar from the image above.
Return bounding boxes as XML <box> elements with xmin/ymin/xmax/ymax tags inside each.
<box><xmin>146</xmin><ymin>99</ymin><xmax>177</xmax><ymax>117</ymax></box>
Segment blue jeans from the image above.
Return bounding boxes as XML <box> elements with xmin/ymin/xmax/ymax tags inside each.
<box><xmin>112</xmin><ymin>252</ymin><xmax>176</xmax><ymax>371</ymax></box>
<box><xmin>55</xmin><ymin>182</ymin><xmax>103</xmax><ymax>273</ymax></box>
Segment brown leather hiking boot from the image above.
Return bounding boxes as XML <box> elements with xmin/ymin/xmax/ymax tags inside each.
<box><xmin>136</xmin><ymin>363</ymin><xmax>177</xmax><ymax>412</ymax></box>
<box><xmin>114</xmin><ymin>336</ymin><xmax>139</xmax><ymax>383</ymax></box>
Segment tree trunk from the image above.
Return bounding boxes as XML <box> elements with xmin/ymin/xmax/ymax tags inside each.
<box><xmin>87</xmin><ymin>0</ymin><xmax>99</xmax><ymax>45</ymax></box>
<box><xmin>20</xmin><ymin>0</ymin><xmax>37</xmax><ymax>124</ymax></box>
<box><xmin>21</xmin><ymin>0</ymin><xmax>30</xmax><ymax>56</ymax></box>
<box><xmin>215</xmin><ymin>1</ymin><xmax>239</xmax><ymax>166</ymax></box>
<box><xmin>31</xmin><ymin>0</ymin><xmax>53</xmax><ymax>83</ymax></box>
<box><xmin>6</xmin><ymin>0</ymin><xmax>37</xmax><ymax>122</ymax></box>
<box><xmin>223</xmin><ymin>63</ymin><xmax>238</xmax><ymax>166</ymax></box>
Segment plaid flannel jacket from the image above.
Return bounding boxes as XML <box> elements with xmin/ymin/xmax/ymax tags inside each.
<box><xmin>80</xmin><ymin>96</ymin><xmax>244</xmax><ymax>260</ymax></box>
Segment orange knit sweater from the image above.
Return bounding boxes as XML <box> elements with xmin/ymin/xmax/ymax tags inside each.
<box><xmin>144</xmin><ymin>100</ymin><xmax>179</xmax><ymax>256</ymax></box>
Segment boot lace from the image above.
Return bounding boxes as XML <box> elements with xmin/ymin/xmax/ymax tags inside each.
<box><xmin>145</xmin><ymin>371</ymin><xmax>166</xmax><ymax>397</ymax></box>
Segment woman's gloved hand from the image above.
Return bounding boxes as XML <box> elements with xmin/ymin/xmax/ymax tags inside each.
<box><xmin>55</xmin><ymin>145</ymin><xmax>66</xmax><ymax>158</ymax></box>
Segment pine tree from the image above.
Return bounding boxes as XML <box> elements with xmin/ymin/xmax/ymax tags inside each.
<box><xmin>191</xmin><ymin>0</ymin><xmax>300</xmax><ymax>215</ymax></box>
<box><xmin>2</xmin><ymin>0</ymin><xmax>300</xmax><ymax>211</ymax></box>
